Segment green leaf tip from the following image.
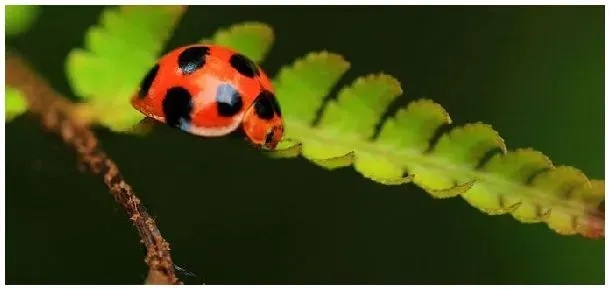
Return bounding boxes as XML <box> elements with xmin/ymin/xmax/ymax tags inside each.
<box><xmin>267</xmin><ymin>140</ymin><xmax>303</xmax><ymax>159</ymax></box>
<box><xmin>6</xmin><ymin>87</ymin><xmax>28</xmax><ymax>122</ymax></box>
<box><xmin>311</xmin><ymin>151</ymin><xmax>356</xmax><ymax>170</ymax></box>
<box><xmin>271</xmin><ymin>51</ymin><xmax>604</xmax><ymax>238</ymax></box>
<box><xmin>209</xmin><ymin>21</ymin><xmax>275</xmax><ymax>64</ymax></box>
<box><xmin>426</xmin><ymin>180</ymin><xmax>476</xmax><ymax>199</ymax></box>
<box><xmin>65</xmin><ymin>5</ymin><xmax>186</xmax><ymax>132</ymax></box>
<box><xmin>6</xmin><ymin>5</ymin><xmax>40</xmax><ymax>37</ymax></box>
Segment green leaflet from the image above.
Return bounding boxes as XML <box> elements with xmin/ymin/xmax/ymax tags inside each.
<box><xmin>65</xmin><ymin>5</ymin><xmax>185</xmax><ymax>131</ymax></box>
<box><xmin>271</xmin><ymin>52</ymin><xmax>604</xmax><ymax>238</ymax></box>
<box><xmin>208</xmin><ymin>22</ymin><xmax>274</xmax><ymax>64</ymax></box>
<box><xmin>273</xmin><ymin>51</ymin><xmax>350</xmax><ymax>130</ymax></box>
<box><xmin>5</xmin><ymin>87</ymin><xmax>28</xmax><ymax>122</ymax></box>
<box><xmin>6</xmin><ymin>5</ymin><xmax>40</xmax><ymax>37</ymax></box>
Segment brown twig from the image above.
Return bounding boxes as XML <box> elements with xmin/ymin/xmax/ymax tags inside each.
<box><xmin>6</xmin><ymin>52</ymin><xmax>181</xmax><ymax>285</ymax></box>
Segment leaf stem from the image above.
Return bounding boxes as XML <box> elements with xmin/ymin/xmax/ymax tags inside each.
<box><xmin>5</xmin><ymin>51</ymin><xmax>181</xmax><ymax>284</ymax></box>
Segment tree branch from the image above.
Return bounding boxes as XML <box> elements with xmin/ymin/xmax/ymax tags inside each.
<box><xmin>5</xmin><ymin>52</ymin><xmax>181</xmax><ymax>285</ymax></box>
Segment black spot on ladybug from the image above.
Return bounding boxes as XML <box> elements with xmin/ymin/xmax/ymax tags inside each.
<box><xmin>216</xmin><ymin>84</ymin><xmax>243</xmax><ymax>117</ymax></box>
<box><xmin>230</xmin><ymin>53</ymin><xmax>259</xmax><ymax>78</ymax></box>
<box><xmin>162</xmin><ymin>87</ymin><xmax>193</xmax><ymax>129</ymax></box>
<box><xmin>138</xmin><ymin>64</ymin><xmax>159</xmax><ymax>98</ymax></box>
<box><xmin>254</xmin><ymin>90</ymin><xmax>281</xmax><ymax>119</ymax></box>
<box><xmin>269</xmin><ymin>92</ymin><xmax>282</xmax><ymax>117</ymax></box>
<box><xmin>178</xmin><ymin>46</ymin><xmax>209</xmax><ymax>75</ymax></box>
<box><xmin>253</xmin><ymin>91</ymin><xmax>275</xmax><ymax>120</ymax></box>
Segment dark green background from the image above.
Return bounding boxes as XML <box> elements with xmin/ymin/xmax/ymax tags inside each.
<box><xmin>6</xmin><ymin>5</ymin><xmax>604</xmax><ymax>285</ymax></box>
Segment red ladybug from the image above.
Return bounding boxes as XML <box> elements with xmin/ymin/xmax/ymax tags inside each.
<box><xmin>131</xmin><ymin>44</ymin><xmax>284</xmax><ymax>149</ymax></box>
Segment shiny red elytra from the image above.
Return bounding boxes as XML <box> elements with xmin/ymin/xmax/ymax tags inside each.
<box><xmin>131</xmin><ymin>44</ymin><xmax>284</xmax><ymax>149</ymax></box>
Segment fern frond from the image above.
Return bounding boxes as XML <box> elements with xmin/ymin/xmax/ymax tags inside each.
<box><xmin>272</xmin><ymin>52</ymin><xmax>604</xmax><ymax>238</ymax></box>
<box><xmin>6</xmin><ymin>5</ymin><xmax>40</xmax><ymax>37</ymax></box>
<box><xmin>65</xmin><ymin>5</ymin><xmax>185</xmax><ymax>131</ymax></box>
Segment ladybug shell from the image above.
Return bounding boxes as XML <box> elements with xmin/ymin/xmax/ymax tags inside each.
<box><xmin>131</xmin><ymin>44</ymin><xmax>283</xmax><ymax>148</ymax></box>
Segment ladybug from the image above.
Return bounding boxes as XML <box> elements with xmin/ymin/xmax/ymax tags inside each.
<box><xmin>131</xmin><ymin>44</ymin><xmax>284</xmax><ymax>150</ymax></box>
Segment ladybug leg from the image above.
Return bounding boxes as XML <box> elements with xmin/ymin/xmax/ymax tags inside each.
<box><xmin>130</xmin><ymin>117</ymin><xmax>158</xmax><ymax>136</ymax></box>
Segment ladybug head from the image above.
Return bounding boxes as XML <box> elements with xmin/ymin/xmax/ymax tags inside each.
<box><xmin>242</xmin><ymin>92</ymin><xmax>284</xmax><ymax>150</ymax></box>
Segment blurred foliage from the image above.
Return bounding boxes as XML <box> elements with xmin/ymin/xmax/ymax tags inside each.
<box><xmin>6</xmin><ymin>5</ymin><xmax>40</xmax><ymax>37</ymax></box>
<box><xmin>5</xmin><ymin>87</ymin><xmax>28</xmax><ymax>121</ymax></box>
<box><xmin>6</xmin><ymin>5</ymin><xmax>39</xmax><ymax>123</ymax></box>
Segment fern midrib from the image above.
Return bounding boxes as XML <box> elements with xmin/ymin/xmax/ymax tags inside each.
<box><xmin>286</xmin><ymin>118</ymin><xmax>598</xmax><ymax>220</ymax></box>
